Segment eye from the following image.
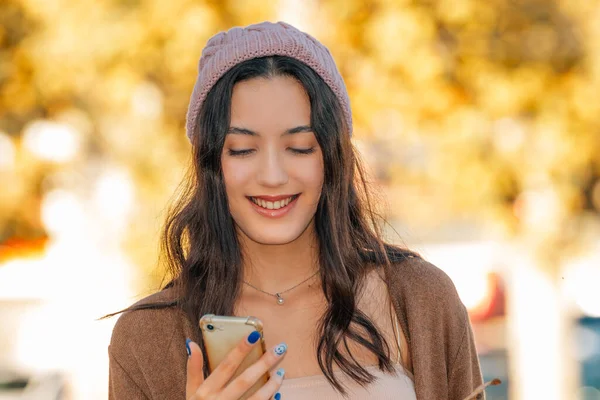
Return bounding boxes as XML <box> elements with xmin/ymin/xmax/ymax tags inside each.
<box><xmin>289</xmin><ymin>147</ymin><xmax>316</xmax><ymax>155</ymax></box>
<box><xmin>227</xmin><ymin>149</ymin><xmax>254</xmax><ymax>157</ymax></box>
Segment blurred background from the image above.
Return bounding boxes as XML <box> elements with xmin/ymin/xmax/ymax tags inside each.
<box><xmin>1</xmin><ymin>0</ymin><xmax>599</xmax><ymax>399</ymax></box>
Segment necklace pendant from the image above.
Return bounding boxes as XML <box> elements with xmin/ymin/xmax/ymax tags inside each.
<box><xmin>276</xmin><ymin>293</ymin><xmax>284</xmax><ymax>305</ymax></box>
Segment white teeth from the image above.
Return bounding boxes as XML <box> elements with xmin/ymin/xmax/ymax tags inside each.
<box><xmin>251</xmin><ymin>196</ymin><xmax>295</xmax><ymax>210</ymax></box>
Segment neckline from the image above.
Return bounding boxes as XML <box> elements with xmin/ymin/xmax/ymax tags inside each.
<box><xmin>280</xmin><ymin>363</ymin><xmax>413</xmax><ymax>384</ymax></box>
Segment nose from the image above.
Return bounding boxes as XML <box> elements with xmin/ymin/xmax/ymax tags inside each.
<box><xmin>255</xmin><ymin>147</ymin><xmax>289</xmax><ymax>187</ymax></box>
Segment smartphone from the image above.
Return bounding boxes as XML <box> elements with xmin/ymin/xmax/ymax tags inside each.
<box><xmin>199</xmin><ymin>314</ymin><xmax>268</xmax><ymax>399</ymax></box>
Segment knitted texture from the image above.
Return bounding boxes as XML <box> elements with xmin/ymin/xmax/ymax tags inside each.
<box><xmin>185</xmin><ymin>21</ymin><xmax>353</xmax><ymax>142</ymax></box>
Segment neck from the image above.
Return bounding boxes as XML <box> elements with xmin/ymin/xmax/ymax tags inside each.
<box><xmin>238</xmin><ymin>224</ymin><xmax>320</xmax><ymax>296</ymax></box>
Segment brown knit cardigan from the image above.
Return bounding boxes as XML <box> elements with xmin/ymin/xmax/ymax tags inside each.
<box><xmin>108</xmin><ymin>257</ymin><xmax>485</xmax><ymax>399</ymax></box>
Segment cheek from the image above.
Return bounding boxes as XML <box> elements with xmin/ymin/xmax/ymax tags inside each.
<box><xmin>294</xmin><ymin>158</ymin><xmax>324</xmax><ymax>191</ymax></box>
<box><xmin>222</xmin><ymin>160</ymin><xmax>252</xmax><ymax>194</ymax></box>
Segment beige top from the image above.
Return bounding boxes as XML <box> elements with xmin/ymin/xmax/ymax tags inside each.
<box><xmin>279</xmin><ymin>295</ymin><xmax>417</xmax><ymax>399</ymax></box>
<box><xmin>280</xmin><ymin>364</ymin><xmax>416</xmax><ymax>400</ymax></box>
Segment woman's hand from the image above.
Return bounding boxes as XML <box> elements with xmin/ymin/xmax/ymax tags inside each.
<box><xmin>186</xmin><ymin>333</ymin><xmax>286</xmax><ymax>400</ymax></box>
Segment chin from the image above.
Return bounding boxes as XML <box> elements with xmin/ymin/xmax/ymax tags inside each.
<box><xmin>243</xmin><ymin>228</ymin><xmax>305</xmax><ymax>246</ymax></box>
<box><xmin>236</xmin><ymin>217</ymin><xmax>315</xmax><ymax>246</ymax></box>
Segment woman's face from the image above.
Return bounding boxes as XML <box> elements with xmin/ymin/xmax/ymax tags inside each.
<box><xmin>221</xmin><ymin>75</ymin><xmax>324</xmax><ymax>245</ymax></box>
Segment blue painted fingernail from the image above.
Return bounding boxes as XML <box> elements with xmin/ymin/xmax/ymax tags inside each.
<box><xmin>274</xmin><ymin>343</ymin><xmax>287</xmax><ymax>356</ymax></box>
<box><xmin>276</xmin><ymin>368</ymin><xmax>285</xmax><ymax>377</ymax></box>
<box><xmin>247</xmin><ymin>330</ymin><xmax>261</xmax><ymax>344</ymax></box>
<box><xmin>185</xmin><ymin>338</ymin><xmax>192</xmax><ymax>357</ymax></box>
<box><xmin>274</xmin><ymin>392</ymin><xmax>281</xmax><ymax>400</ymax></box>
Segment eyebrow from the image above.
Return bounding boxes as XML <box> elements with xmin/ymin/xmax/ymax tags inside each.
<box><xmin>227</xmin><ymin>125</ymin><xmax>312</xmax><ymax>136</ymax></box>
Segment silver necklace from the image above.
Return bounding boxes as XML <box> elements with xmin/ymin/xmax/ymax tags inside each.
<box><xmin>243</xmin><ymin>270</ymin><xmax>319</xmax><ymax>305</ymax></box>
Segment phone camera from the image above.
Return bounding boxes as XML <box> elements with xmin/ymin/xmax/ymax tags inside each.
<box><xmin>206</xmin><ymin>324</ymin><xmax>215</xmax><ymax>331</ymax></box>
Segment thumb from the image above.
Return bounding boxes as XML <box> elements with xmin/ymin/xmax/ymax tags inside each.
<box><xmin>185</xmin><ymin>339</ymin><xmax>205</xmax><ymax>399</ymax></box>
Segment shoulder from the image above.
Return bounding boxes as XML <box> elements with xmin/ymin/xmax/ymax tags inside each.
<box><xmin>109</xmin><ymin>287</ymin><xmax>195</xmax><ymax>363</ymax></box>
<box><xmin>385</xmin><ymin>254</ymin><xmax>469</xmax><ymax>346</ymax></box>
<box><xmin>387</xmin><ymin>254</ymin><xmax>464</xmax><ymax>311</ymax></box>
<box><xmin>108</xmin><ymin>288</ymin><xmax>194</xmax><ymax>398</ymax></box>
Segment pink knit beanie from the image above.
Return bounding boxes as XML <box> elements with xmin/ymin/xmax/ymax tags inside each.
<box><xmin>185</xmin><ymin>21</ymin><xmax>353</xmax><ymax>142</ymax></box>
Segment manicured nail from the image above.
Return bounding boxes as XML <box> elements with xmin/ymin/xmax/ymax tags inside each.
<box><xmin>185</xmin><ymin>338</ymin><xmax>192</xmax><ymax>357</ymax></box>
<box><xmin>276</xmin><ymin>368</ymin><xmax>285</xmax><ymax>378</ymax></box>
<box><xmin>247</xmin><ymin>330</ymin><xmax>261</xmax><ymax>344</ymax></box>
<box><xmin>274</xmin><ymin>343</ymin><xmax>287</xmax><ymax>356</ymax></box>
<box><xmin>274</xmin><ymin>393</ymin><xmax>281</xmax><ymax>400</ymax></box>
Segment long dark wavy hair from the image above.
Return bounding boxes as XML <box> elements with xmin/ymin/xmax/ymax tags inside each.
<box><xmin>104</xmin><ymin>55</ymin><xmax>417</xmax><ymax>394</ymax></box>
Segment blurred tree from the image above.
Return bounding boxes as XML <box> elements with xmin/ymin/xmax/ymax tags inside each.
<box><xmin>313</xmin><ymin>0</ymin><xmax>599</xmax><ymax>239</ymax></box>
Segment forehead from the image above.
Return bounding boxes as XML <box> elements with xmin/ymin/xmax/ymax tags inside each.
<box><xmin>229</xmin><ymin>76</ymin><xmax>311</xmax><ymax>131</ymax></box>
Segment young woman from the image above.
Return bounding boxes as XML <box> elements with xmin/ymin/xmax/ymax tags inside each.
<box><xmin>107</xmin><ymin>21</ymin><xmax>485</xmax><ymax>400</ymax></box>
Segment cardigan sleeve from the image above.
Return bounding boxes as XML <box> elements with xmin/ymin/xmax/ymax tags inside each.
<box><xmin>387</xmin><ymin>256</ymin><xmax>486</xmax><ymax>400</ymax></box>
<box><xmin>106</xmin><ymin>306</ymin><xmax>157</xmax><ymax>400</ymax></box>
<box><xmin>108</xmin><ymin>346</ymin><xmax>149</xmax><ymax>400</ymax></box>
<box><xmin>106</xmin><ymin>290</ymin><xmax>194</xmax><ymax>400</ymax></box>
<box><xmin>448</xmin><ymin>308</ymin><xmax>485</xmax><ymax>400</ymax></box>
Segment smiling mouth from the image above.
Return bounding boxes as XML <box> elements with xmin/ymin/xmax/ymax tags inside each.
<box><xmin>248</xmin><ymin>194</ymin><xmax>300</xmax><ymax>210</ymax></box>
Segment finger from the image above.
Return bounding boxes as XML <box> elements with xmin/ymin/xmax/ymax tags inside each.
<box><xmin>247</xmin><ymin>368</ymin><xmax>285</xmax><ymax>400</ymax></box>
<box><xmin>185</xmin><ymin>339</ymin><xmax>205</xmax><ymax>399</ymax></box>
<box><xmin>220</xmin><ymin>342</ymin><xmax>287</xmax><ymax>399</ymax></box>
<box><xmin>200</xmin><ymin>330</ymin><xmax>263</xmax><ymax>395</ymax></box>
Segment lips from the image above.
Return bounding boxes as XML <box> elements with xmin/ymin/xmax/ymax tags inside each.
<box><xmin>247</xmin><ymin>193</ymin><xmax>300</xmax><ymax>217</ymax></box>
<box><xmin>249</xmin><ymin>194</ymin><xmax>299</xmax><ymax>210</ymax></box>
